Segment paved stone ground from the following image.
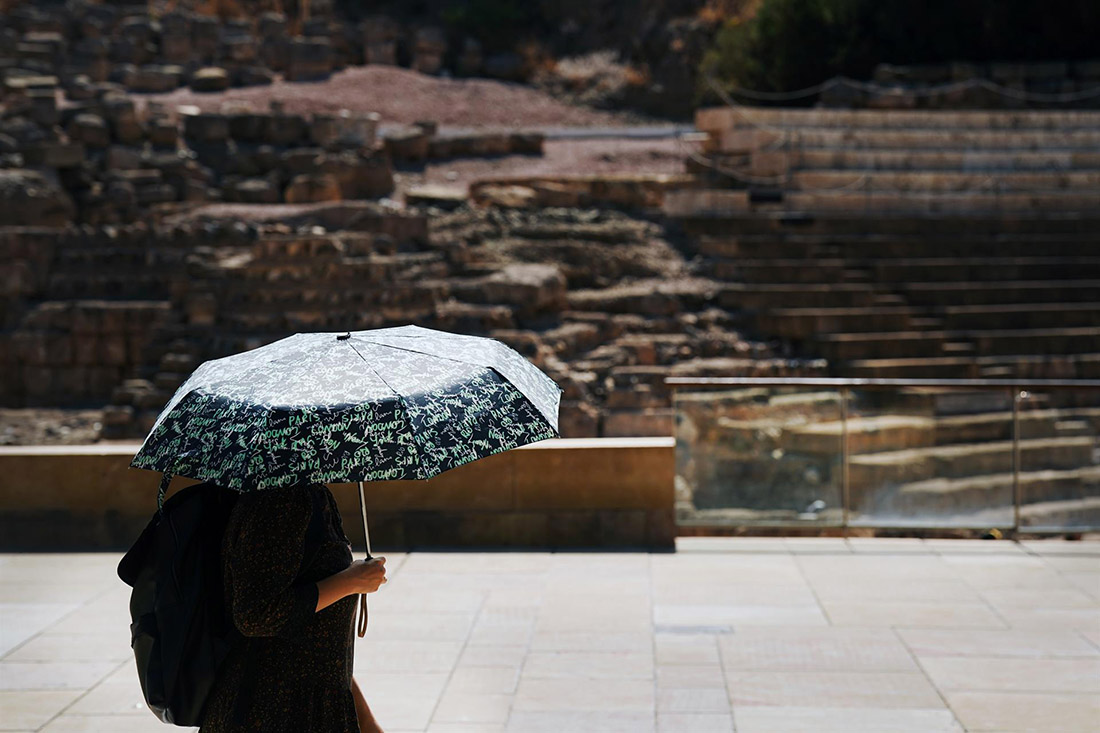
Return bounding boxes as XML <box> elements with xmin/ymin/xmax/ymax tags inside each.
<box><xmin>2</xmin><ymin>537</ymin><xmax>1098</xmax><ymax>732</ymax></box>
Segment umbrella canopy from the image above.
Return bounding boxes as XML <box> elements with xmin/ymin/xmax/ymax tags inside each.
<box><xmin>131</xmin><ymin>325</ymin><xmax>561</xmax><ymax>492</ymax></box>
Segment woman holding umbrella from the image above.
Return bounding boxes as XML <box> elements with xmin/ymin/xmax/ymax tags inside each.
<box><xmin>129</xmin><ymin>326</ymin><xmax>562</xmax><ymax>732</ymax></box>
<box><xmin>198</xmin><ymin>482</ymin><xmax>389</xmax><ymax>732</ymax></box>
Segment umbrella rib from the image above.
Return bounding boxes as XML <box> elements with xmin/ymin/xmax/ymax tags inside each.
<box><xmin>342</xmin><ymin>340</ymin><xmax>425</xmax><ymax>480</ymax></box>
<box><xmin>351</xmin><ymin>337</ymin><xmax>487</xmax><ymax>368</ymax></box>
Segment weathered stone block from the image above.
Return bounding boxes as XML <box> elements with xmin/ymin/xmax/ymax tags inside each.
<box><xmin>67</xmin><ymin>113</ymin><xmax>110</xmax><ymax>148</ymax></box>
<box><xmin>125</xmin><ymin>65</ymin><xmax>183</xmax><ymax>93</ymax></box>
<box><xmin>384</xmin><ymin>127</ymin><xmax>431</xmax><ymax>162</ymax></box>
<box><xmin>286</xmin><ymin>37</ymin><xmax>333</xmax><ymax>82</ymax></box>
<box><xmin>189</xmin><ymin>67</ymin><xmax>230</xmax><ymax>93</ymax></box>
<box><xmin>0</xmin><ymin>169</ymin><xmax>74</xmax><ymax>226</ymax></box>
<box><xmin>182</xmin><ymin>110</ymin><xmax>229</xmax><ymax>142</ymax></box>
<box><xmin>147</xmin><ymin>118</ymin><xmax>178</xmax><ymax>148</ymax></box>
<box><xmin>317</xmin><ymin>151</ymin><xmax>394</xmax><ymax>199</ymax></box>
<box><xmin>263</xmin><ymin>111</ymin><xmax>308</xmax><ymax>146</ymax></box>
<box><xmin>284</xmin><ymin>173</ymin><xmax>342</xmax><ymax>204</ymax></box>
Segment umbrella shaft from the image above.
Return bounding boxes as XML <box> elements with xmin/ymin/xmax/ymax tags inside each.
<box><xmin>357</xmin><ymin>481</ymin><xmax>372</xmax><ymax>558</ymax></box>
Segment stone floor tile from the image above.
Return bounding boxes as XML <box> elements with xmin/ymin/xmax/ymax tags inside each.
<box><xmin>656</xmin><ymin>712</ymin><xmax>734</xmax><ymax>732</ymax></box>
<box><xmin>353</xmin><ymin>640</ymin><xmax>464</xmax><ymax>673</ymax></box>
<box><xmin>726</xmin><ymin>670</ymin><xmax>945</xmax><ymax>709</ymax></box>
<box><xmin>651</xmin><ymin>582</ymin><xmax>819</xmax><ymax>606</ymax></box>
<box><xmin>505</xmin><ymin>710</ymin><xmax>655</xmax><ymax>732</ymax></box>
<box><xmin>920</xmin><ymin>656</ymin><xmax>1100</xmax><ymax>693</ymax></box>
<box><xmin>820</xmin><ymin>601</ymin><xmax>1006</xmax><ymax>628</ymax></box>
<box><xmin>996</xmin><ymin>607</ymin><xmax>1100</xmax><ymax>633</ymax></box>
<box><xmin>4</xmin><ymin>631</ymin><xmax>131</xmax><ymax>663</ymax></box>
<box><xmin>432</xmin><ymin>690</ymin><xmax>511</xmax><ymax>724</ymax></box>
<box><xmin>808</xmin><ymin>577</ymin><xmax>983</xmax><ymax>603</ymax></box>
<box><xmin>447</xmin><ymin>665</ymin><xmax>519</xmax><ymax>694</ymax></box>
<box><xmin>655</xmin><ymin>686</ymin><xmax>730</xmax><ymax>712</ymax></box>
<box><xmin>512</xmin><ymin>677</ymin><xmax>653</xmax><ymax>712</ymax></box>
<box><xmin>655</xmin><ymin>664</ymin><xmax>725</xmax><ymax>688</ymax></box>
<box><xmin>0</xmin><ymin>661</ymin><xmax>117</xmax><ymax>690</ymax></box>
<box><xmin>355</xmin><ymin>672</ymin><xmax>447</xmax><ymax>730</ymax></box>
<box><xmin>0</xmin><ymin>582</ymin><xmax>112</xmax><ymax>605</ymax></box>
<box><xmin>976</xmin><ymin>586</ymin><xmax>1098</xmax><ymax>608</ymax></box>
<box><xmin>1038</xmin><ymin>555</ymin><xmax>1100</xmax><ymax>574</ymax></box>
<box><xmin>719</xmin><ymin>626</ymin><xmax>918</xmax><ymax>671</ymax></box>
<box><xmin>654</xmin><ymin>604</ymin><xmax>828</xmax><ymax>627</ymax></box>
<box><xmin>66</xmin><ymin>677</ymin><xmax>149</xmax><ymax>716</ymax></box>
<box><xmin>427</xmin><ymin>724</ymin><xmax>504</xmax><ymax>733</ymax></box>
<box><xmin>654</xmin><ymin>633</ymin><xmax>720</xmax><ymax>665</ymax></box>
<box><xmin>733</xmin><ymin>705</ymin><xmax>963</xmax><ymax>732</ymax></box>
<box><xmin>38</xmin><ymin>715</ymin><xmax>195</xmax><ymax>732</ymax></box>
<box><xmin>522</xmin><ymin>651</ymin><xmax>653</xmax><ymax>680</ymax></box>
<box><xmin>1081</xmin><ymin>629</ymin><xmax>1100</xmax><ymax>650</ymax></box>
<box><xmin>529</xmin><ymin>630</ymin><xmax>651</xmax><ymax>653</ymax></box>
<box><xmin>846</xmin><ymin>537</ymin><xmax>930</xmax><ymax>554</ymax></box>
<box><xmin>1063</xmin><ymin>572</ymin><xmax>1100</xmax><ymax>600</ymax></box>
<box><xmin>0</xmin><ymin>603</ymin><xmax>80</xmax><ymax>657</ymax></box>
<box><xmin>676</xmin><ymin>537</ymin><xmax>790</xmax><ymax>554</ymax></box>
<box><xmin>925</xmin><ymin>539</ymin><xmax>1027</xmax><ymax>555</ymax></box>
<box><xmin>653</xmin><ymin>554</ymin><xmax>808</xmax><ymax>585</ymax></box>
<box><xmin>782</xmin><ymin>537</ymin><xmax>852</xmax><ymax>554</ymax></box>
<box><xmin>898</xmin><ymin>627</ymin><xmax>1100</xmax><ymax>658</ymax></box>
<box><xmin>0</xmin><ymin>689</ymin><xmax>82</xmax><ymax>730</ymax></box>
<box><xmin>364</xmin><ymin>611</ymin><xmax>477</xmax><ymax>642</ymax></box>
<box><xmin>457</xmin><ymin>645</ymin><xmax>527</xmax><ymax>668</ymax></box>
<box><xmin>1019</xmin><ymin>540</ymin><xmax>1100</xmax><ymax>555</ymax></box>
<box><xmin>945</xmin><ymin>691</ymin><xmax>1100</xmax><ymax>732</ymax></box>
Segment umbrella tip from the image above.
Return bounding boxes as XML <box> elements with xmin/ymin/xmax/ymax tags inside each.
<box><xmin>337</xmin><ymin>332</ymin><xmax>351</xmax><ymax>341</ymax></box>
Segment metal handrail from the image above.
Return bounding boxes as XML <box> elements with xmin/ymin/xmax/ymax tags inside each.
<box><xmin>666</xmin><ymin>377</ymin><xmax>1100</xmax><ymax>390</ymax></box>
<box><xmin>666</xmin><ymin>377</ymin><xmax>1100</xmax><ymax>535</ymax></box>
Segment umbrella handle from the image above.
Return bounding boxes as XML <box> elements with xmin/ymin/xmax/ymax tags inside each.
<box><xmin>357</xmin><ymin>594</ymin><xmax>368</xmax><ymax>637</ymax></box>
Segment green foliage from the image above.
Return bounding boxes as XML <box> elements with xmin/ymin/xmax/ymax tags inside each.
<box><xmin>702</xmin><ymin>0</ymin><xmax>1100</xmax><ymax>94</ymax></box>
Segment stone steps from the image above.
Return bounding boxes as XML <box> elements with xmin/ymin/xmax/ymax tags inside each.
<box><xmin>787</xmin><ymin>407</ymin><xmax>1100</xmax><ymax>455</ymax></box>
<box><xmin>848</xmin><ymin>435</ymin><xmax>1095</xmax><ymax>486</ymax></box>
<box><xmin>718</xmin><ymin>283</ymin><xmax>883</xmax><ymax>309</ymax></box>
<box><xmin>845</xmin><ymin>353</ymin><xmax>1100</xmax><ymax>380</ymax></box>
<box><xmin>816</xmin><ymin>326</ymin><xmax>1100</xmax><ymax>361</ymax></box>
<box><xmin>697</xmin><ymin>107</ymin><xmax>1100</xmax><ymax>132</ymax></box>
<box><xmin>698</xmin><ymin>233</ymin><xmax>1100</xmax><ymax>259</ymax></box>
<box><xmin>899</xmin><ymin>279</ymin><xmax>1100</xmax><ymax>306</ymax></box>
<box><xmin>714</xmin><ymin>127</ymin><xmax>1100</xmax><ymax>153</ymax></box>
<box><xmin>793</xmin><ymin>170</ymin><xmax>1100</xmax><ymax>192</ymax></box>
<box><xmin>719</xmin><ymin>257</ymin><xmax>1100</xmax><ymax>285</ymax></box>
<box><xmin>782</xmin><ymin>190</ymin><xmax>1100</xmax><ymax>213</ymax></box>
<box><xmin>675</xmin><ymin>209</ymin><xmax>1100</xmax><ymax>237</ymax></box>
<box><xmin>862</xmin><ymin>465</ymin><xmax>1100</xmax><ymax>517</ymax></box>
<box><xmin>790</xmin><ymin>148</ymin><xmax>1100</xmax><ymax>172</ymax></box>
<box><xmin>667</xmin><ymin>188</ymin><xmax>1100</xmax><ymax>216</ymax></box>
<box><xmin>758</xmin><ymin>303</ymin><xmax>1100</xmax><ymax>340</ymax></box>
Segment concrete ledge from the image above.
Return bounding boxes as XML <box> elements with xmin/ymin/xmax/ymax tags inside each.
<box><xmin>0</xmin><ymin>438</ymin><xmax>675</xmax><ymax>550</ymax></box>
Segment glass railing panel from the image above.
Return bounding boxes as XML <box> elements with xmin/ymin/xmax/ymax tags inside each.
<box><xmin>674</xmin><ymin>386</ymin><xmax>843</xmax><ymax>527</ymax></box>
<box><xmin>1016</xmin><ymin>388</ymin><xmax>1100</xmax><ymax>532</ymax></box>
<box><xmin>846</xmin><ymin>387</ymin><xmax>1015</xmax><ymax>529</ymax></box>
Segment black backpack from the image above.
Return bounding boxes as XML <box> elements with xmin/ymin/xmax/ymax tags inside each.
<box><xmin>117</xmin><ymin>481</ymin><xmax>325</xmax><ymax>726</ymax></box>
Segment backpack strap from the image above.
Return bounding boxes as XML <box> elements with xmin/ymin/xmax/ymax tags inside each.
<box><xmin>156</xmin><ymin>472</ymin><xmax>173</xmax><ymax>513</ymax></box>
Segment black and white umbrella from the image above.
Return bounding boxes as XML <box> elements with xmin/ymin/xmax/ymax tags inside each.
<box><xmin>131</xmin><ymin>325</ymin><xmax>561</xmax><ymax>631</ymax></box>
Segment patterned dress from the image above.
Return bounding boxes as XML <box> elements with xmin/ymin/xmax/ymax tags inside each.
<box><xmin>200</xmin><ymin>483</ymin><xmax>359</xmax><ymax>732</ymax></box>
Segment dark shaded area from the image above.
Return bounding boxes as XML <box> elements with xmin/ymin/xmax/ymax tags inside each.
<box><xmin>704</xmin><ymin>0</ymin><xmax>1099</xmax><ymax>95</ymax></box>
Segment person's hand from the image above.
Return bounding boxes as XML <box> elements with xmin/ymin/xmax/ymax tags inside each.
<box><xmin>343</xmin><ymin>556</ymin><xmax>387</xmax><ymax>594</ymax></box>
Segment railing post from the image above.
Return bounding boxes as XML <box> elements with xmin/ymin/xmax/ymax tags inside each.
<box><xmin>841</xmin><ymin>386</ymin><xmax>850</xmax><ymax>535</ymax></box>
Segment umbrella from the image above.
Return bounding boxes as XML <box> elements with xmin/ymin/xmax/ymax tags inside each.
<box><xmin>131</xmin><ymin>325</ymin><xmax>561</xmax><ymax>633</ymax></box>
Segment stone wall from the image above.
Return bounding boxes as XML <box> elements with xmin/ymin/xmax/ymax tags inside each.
<box><xmin>0</xmin><ymin>438</ymin><xmax>676</xmax><ymax>550</ymax></box>
<box><xmin>0</xmin><ymin>80</ymin><xmax>389</xmax><ymax>225</ymax></box>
